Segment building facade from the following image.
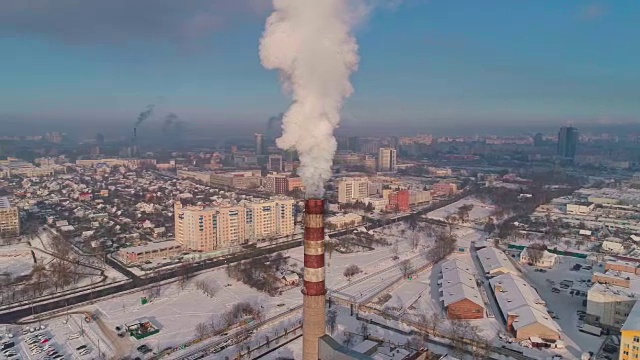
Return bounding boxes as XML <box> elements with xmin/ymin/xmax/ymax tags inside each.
<box><xmin>387</xmin><ymin>190</ymin><xmax>410</xmax><ymax>212</ymax></box>
<box><xmin>557</xmin><ymin>126</ymin><xmax>578</xmax><ymax>159</ymax></box>
<box><xmin>621</xmin><ymin>301</ymin><xmax>640</xmax><ymax>360</ymax></box>
<box><xmin>0</xmin><ymin>196</ymin><xmax>20</xmax><ymax>238</ymax></box>
<box><xmin>377</xmin><ymin>147</ymin><xmax>397</xmax><ymax>172</ymax></box>
<box><xmin>337</xmin><ymin>178</ymin><xmax>369</xmax><ymax>204</ymax></box>
<box><xmin>175</xmin><ymin>197</ymin><xmax>295</xmax><ymax>252</ymax></box>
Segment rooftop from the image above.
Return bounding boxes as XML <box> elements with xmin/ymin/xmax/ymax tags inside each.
<box><xmin>622</xmin><ymin>300</ymin><xmax>640</xmax><ymax>331</ymax></box>
<box><xmin>0</xmin><ymin>196</ymin><xmax>12</xmax><ymax>209</ymax></box>
<box><xmin>476</xmin><ymin>247</ymin><xmax>518</xmax><ymax>275</ymax></box>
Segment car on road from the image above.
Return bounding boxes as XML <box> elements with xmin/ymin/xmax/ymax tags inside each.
<box><xmin>551</xmin><ymin>287</ymin><xmax>561</xmax><ymax>293</ymax></box>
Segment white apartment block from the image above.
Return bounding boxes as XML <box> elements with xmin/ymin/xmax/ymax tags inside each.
<box><xmin>0</xmin><ymin>196</ymin><xmax>20</xmax><ymax>238</ymax></box>
<box><xmin>337</xmin><ymin>178</ymin><xmax>369</xmax><ymax>204</ymax></box>
<box><xmin>587</xmin><ymin>283</ymin><xmax>637</xmax><ymax>329</ymax></box>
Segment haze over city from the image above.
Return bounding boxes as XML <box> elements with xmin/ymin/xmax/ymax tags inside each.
<box><xmin>1</xmin><ymin>0</ymin><xmax>639</xmax><ymax>138</ymax></box>
<box><xmin>1</xmin><ymin>2</ymin><xmax>640</xmax><ymax>360</ymax></box>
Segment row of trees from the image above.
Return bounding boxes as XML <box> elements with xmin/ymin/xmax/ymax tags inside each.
<box><xmin>226</xmin><ymin>253</ymin><xmax>290</xmax><ymax>296</ymax></box>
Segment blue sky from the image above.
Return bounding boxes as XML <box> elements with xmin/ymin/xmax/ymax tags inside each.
<box><xmin>0</xmin><ymin>0</ymin><xmax>638</xmax><ymax>132</ymax></box>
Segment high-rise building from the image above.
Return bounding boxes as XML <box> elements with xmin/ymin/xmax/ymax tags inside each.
<box><xmin>533</xmin><ymin>133</ymin><xmax>544</xmax><ymax>147</ymax></box>
<box><xmin>174</xmin><ymin>202</ymin><xmax>246</xmax><ymax>252</ymax></box>
<box><xmin>557</xmin><ymin>126</ymin><xmax>578</xmax><ymax>159</ymax></box>
<box><xmin>254</xmin><ymin>133</ymin><xmax>264</xmax><ymax>156</ymax></box>
<box><xmin>174</xmin><ymin>198</ymin><xmax>295</xmax><ymax>251</ymax></box>
<box><xmin>268</xmin><ymin>155</ymin><xmax>283</xmax><ymax>172</ymax></box>
<box><xmin>264</xmin><ymin>174</ymin><xmax>289</xmax><ymax>195</ymax></box>
<box><xmin>337</xmin><ymin>178</ymin><xmax>369</xmax><ymax>203</ymax></box>
<box><xmin>377</xmin><ymin>147</ymin><xmax>397</xmax><ymax>172</ymax></box>
<box><xmin>0</xmin><ymin>196</ymin><xmax>20</xmax><ymax>238</ymax></box>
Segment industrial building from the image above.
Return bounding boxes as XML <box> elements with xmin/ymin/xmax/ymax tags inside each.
<box><xmin>476</xmin><ymin>247</ymin><xmax>519</xmax><ymax>277</ymax></box>
<box><xmin>0</xmin><ymin>196</ymin><xmax>20</xmax><ymax>238</ymax></box>
<box><xmin>490</xmin><ymin>274</ymin><xmax>561</xmax><ymax>341</ymax></box>
<box><xmin>438</xmin><ymin>259</ymin><xmax>485</xmax><ymax>320</ymax></box>
<box><xmin>118</xmin><ymin>241</ymin><xmax>182</xmax><ymax>264</ymax></box>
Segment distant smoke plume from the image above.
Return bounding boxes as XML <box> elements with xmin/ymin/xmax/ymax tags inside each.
<box><xmin>162</xmin><ymin>113</ymin><xmax>179</xmax><ymax>135</ymax></box>
<box><xmin>266</xmin><ymin>113</ymin><xmax>284</xmax><ymax>141</ymax></box>
<box><xmin>260</xmin><ymin>0</ymin><xmax>361</xmax><ymax>197</ymax></box>
<box><xmin>135</xmin><ymin>105</ymin><xmax>155</xmax><ymax>127</ymax></box>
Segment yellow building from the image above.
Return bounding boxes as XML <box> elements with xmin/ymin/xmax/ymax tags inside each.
<box><xmin>175</xmin><ymin>197</ymin><xmax>295</xmax><ymax>252</ymax></box>
<box><xmin>621</xmin><ymin>301</ymin><xmax>640</xmax><ymax>360</ymax></box>
<box><xmin>174</xmin><ymin>202</ymin><xmax>246</xmax><ymax>252</ymax></box>
<box><xmin>0</xmin><ymin>196</ymin><xmax>20</xmax><ymax>238</ymax></box>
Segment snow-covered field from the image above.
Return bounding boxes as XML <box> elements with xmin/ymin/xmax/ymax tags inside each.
<box><xmin>427</xmin><ymin>197</ymin><xmax>495</xmax><ymax>223</ymax></box>
<box><xmin>0</xmin><ymin>243</ymin><xmax>34</xmax><ymax>278</ymax></box>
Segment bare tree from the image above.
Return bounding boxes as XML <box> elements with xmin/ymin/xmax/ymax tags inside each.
<box><xmin>444</xmin><ymin>214</ymin><xmax>458</xmax><ymax>235</ymax></box>
<box><xmin>359</xmin><ymin>321</ymin><xmax>369</xmax><ymax>340</ymax></box>
<box><xmin>343</xmin><ymin>332</ymin><xmax>355</xmax><ymax>347</ymax></box>
<box><xmin>325</xmin><ymin>241</ymin><xmax>336</xmax><ymax>260</ymax></box>
<box><xmin>575</xmin><ymin>239</ymin><xmax>585</xmax><ymax>250</ymax></box>
<box><xmin>456</xmin><ymin>204</ymin><xmax>474</xmax><ymax>223</ymax></box>
<box><xmin>195</xmin><ymin>322</ymin><xmax>209</xmax><ymax>339</ymax></box>
<box><xmin>196</xmin><ymin>280</ymin><xmax>218</xmax><ymax>297</ymax></box>
<box><xmin>524</xmin><ymin>243</ymin><xmax>546</xmax><ymax>266</ymax></box>
<box><xmin>343</xmin><ymin>265</ymin><xmax>362</xmax><ymax>279</ymax></box>
<box><xmin>391</xmin><ymin>240</ymin><xmax>399</xmax><ymax>260</ymax></box>
<box><xmin>326</xmin><ymin>309</ymin><xmax>338</xmax><ymax>335</ymax></box>
<box><xmin>483</xmin><ymin>217</ymin><xmax>496</xmax><ymax>234</ymax></box>
<box><xmin>429</xmin><ymin>312</ymin><xmax>441</xmax><ymax>335</ymax></box>
<box><xmin>399</xmin><ymin>259</ymin><xmax>414</xmax><ymax>278</ymax></box>
<box><xmin>410</xmin><ymin>230</ymin><xmax>420</xmax><ymax>251</ymax></box>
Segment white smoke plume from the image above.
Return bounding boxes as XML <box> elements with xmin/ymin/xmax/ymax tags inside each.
<box><xmin>259</xmin><ymin>0</ymin><xmax>361</xmax><ymax>198</ymax></box>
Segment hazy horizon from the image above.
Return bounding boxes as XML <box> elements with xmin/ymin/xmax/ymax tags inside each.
<box><xmin>1</xmin><ymin>0</ymin><xmax>639</xmax><ymax>133</ymax></box>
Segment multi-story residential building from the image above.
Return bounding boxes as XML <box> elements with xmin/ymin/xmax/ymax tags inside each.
<box><xmin>377</xmin><ymin>147</ymin><xmax>397</xmax><ymax>172</ymax></box>
<box><xmin>387</xmin><ymin>190</ymin><xmax>410</xmax><ymax>212</ymax></box>
<box><xmin>621</xmin><ymin>301</ymin><xmax>640</xmax><ymax>360</ymax></box>
<box><xmin>587</xmin><ymin>283</ymin><xmax>636</xmax><ymax>330</ymax></box>
<box><xmin>209</xmin><ymin>171</ymin><xmax>261</xmax><ymax>189</ymax></box>
<box><xmin>409</xmin><ymin>190</ymin><xmax>431</xmax><ymax>206</ymax></box>
<box><xmin>432</xmin><ymin>182</ymin><xmax>458</xmax><ymax>197</ymax></box>
<box><xmin>264</xmin><ymin>174</ymin><xmax>289</xmax><ymax>195</ymax></box>
<box><xmin>337</xmin><ymin>177</ymin><xmax>369</xmax><ymax>203</ymax></box>
<box><xmin>264</xmin><ymin>174</ymin><xmax>303</xmax><ymax>195</ymax></box>
<box><xmin>174</xmin><ymin>202</ymin><xmax>246</xmax><ymax>252</ymax></box>
<box><xmin>175</xmin><ymin>197</ymin><xmax>295</xmax><ymax>252</ymax></box>
<box><xmin>268</xmin><ymin>155</ymin><xmax>283</xmax><ymax>172</ymax></box>
<box><xmin>0</xmin><ymin>196</ymin><xmax>20</xmax><ymax>238</ymax></box>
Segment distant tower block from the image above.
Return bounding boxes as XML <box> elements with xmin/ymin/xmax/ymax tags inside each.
<box><xmin>302</xmin><ymin>199</ymin><xmax>326</xmax><ymax>360</ymax></box>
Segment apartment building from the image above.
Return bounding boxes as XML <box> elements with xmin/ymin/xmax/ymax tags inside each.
<box><xmin>174</xmin><ymin>202</ymin><xmax>245</xmax><ymax>252</ymax></box>
<box><xmin>337</xmin><ymin>178</ymin><xmax>369</xmax><ymax>204</ymax></box>
<box><xmin>244</xmin><ymin>199</ymin><xmax>294</xmax><ymax>240</ymax></box>
<box><xmin>264</xmin><ymin>174</ymin><xmax>289</xmax><ymax>195</ymax></box>
<box><xmin>0</xmin><ymin>196</ymin><xmax>20</xmax><ymax>238</ymax></box>
<box><xmin>377</xmin><ymin>147</ymin><xmax>397</xmax><ymax>172</ymax></box>
<box><xmin>209</xmin><ymin>171</ymin><xmax>261</xmax><ymax>189</ymax></box>
<box><xmin>587</xmin><ymin>283</ymin><xmax>636</xmax><ymax>330</ymax></box>
<box><xmin>621</xmin><ymin>301</ymin><xmax>640</xmax><ymax>360</ymax></box>
<box><xmin>175</xmin><ymin>197</ymin><xmax>295</xmax><ymax>252</ymax></box>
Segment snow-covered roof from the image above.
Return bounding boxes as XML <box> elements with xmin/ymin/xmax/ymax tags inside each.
<box><xmin>476</xmin><ymin>247</ymin><xmax>518</xmax><ymax>276</ymax></box>
<box><xmin>490</xmin><ymin>274</ymin><xmax>560</xmax><ymax>334</ymax></box>
<box><xmin>120</xmin><ymin>240</ymin><xmax>182</xmax><ymax>254</ymax></box>
<box><xmin>440</xmin><ymin>282</ymin><xmax>484</xmax><ymax>307</ymax></box>
<box><xmin>441</xmin><ymin>258</ymin><xmax>476</xmax><ymax>275</ymax></box>
<box><xmin>439</xmin><ymin>259</ymin><xmax>484</xmax><ymax>308</ymax></box>
<box><xmin>520</xmin><ymin>248</ymin><xmax>558</xmax><ymax>263</ymax></box>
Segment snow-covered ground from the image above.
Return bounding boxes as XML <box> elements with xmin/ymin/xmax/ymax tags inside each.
<box><xmin>0</xmin><ymin>243</ymin><xmax>34</xmax><ymax>278</ymax></box>
<box><xmin>427</xmin><ymin>197</ymin><xmax>496</xmax><ymax>223</ymax></box>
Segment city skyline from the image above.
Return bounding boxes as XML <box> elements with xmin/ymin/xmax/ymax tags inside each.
<box><xmin>1</xmin><ymin>0</ymin><xmax>639</xmax><ymax>132</ymax></box>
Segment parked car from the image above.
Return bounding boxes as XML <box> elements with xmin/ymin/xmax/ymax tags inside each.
<box><xmin>552</xmin><ymin>287</ymin><xmax>561</xmax><ymax>293</ymax></box>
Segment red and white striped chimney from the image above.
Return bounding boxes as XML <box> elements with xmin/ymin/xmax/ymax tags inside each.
<box><xmin>302</xmin><ymin>198</ymin><xmax>326</xmax><ymax>360</ymax></box>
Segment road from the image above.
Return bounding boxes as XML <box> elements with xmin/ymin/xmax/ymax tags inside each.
<box><xmin>0</xmin><ymin>186</ymin><xmax>475</xmax><ymax>325</ymax></box>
